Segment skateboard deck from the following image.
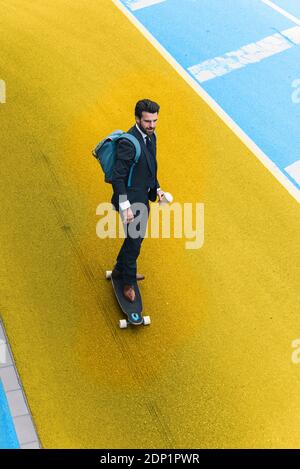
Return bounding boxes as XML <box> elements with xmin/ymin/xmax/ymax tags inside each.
<box><xmin>106</xmin><ymin>271</ymin><xmax>150</xmax><ymax>328</ymax></box>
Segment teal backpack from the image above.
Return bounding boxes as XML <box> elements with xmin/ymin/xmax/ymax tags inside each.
<box><xmin>92</xmin><ymin>130</ymin><xmax>141</xmax><ymax>187</ymax></box>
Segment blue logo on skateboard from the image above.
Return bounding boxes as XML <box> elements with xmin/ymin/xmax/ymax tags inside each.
<box><xmin>131</xmin><ymin>313</ymin><xmax>139</xmax><ymax>322</ymax></box>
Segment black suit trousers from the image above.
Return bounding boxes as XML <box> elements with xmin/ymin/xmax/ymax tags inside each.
<box><xmin>115</xmin><ymin>201</ymin><xmax>150</xmax><ymax>285</ymax></box>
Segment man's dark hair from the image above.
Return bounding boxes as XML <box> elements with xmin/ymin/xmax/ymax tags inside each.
<box><xmin>135</xmin><ymin>99</ymin><xmax>160</xmax><ymax>118</ymax></box>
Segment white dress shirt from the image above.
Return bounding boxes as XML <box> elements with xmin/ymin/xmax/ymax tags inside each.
<box><xmin>119</xmin><ymin>124</ymin><xmax>161</xmax><ymax>211</ymax></box>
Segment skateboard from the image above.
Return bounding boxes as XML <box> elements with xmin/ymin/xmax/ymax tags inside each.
<box><xmin>106</xmin><ymin>271</ymin><xmax>151</xmax><ymax>329</ymax></box>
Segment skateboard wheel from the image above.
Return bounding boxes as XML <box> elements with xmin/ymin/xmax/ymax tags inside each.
<box><xmin>106</xmin><ymin>270</ymin><xmax>112</xmax><ymax>279</ymax></box>
<box><xmin>119</xmin><ymin>319</ymin><xmax>128</xmax><ymax>329</ymax></box>
<box><xmin>143</xmin><ymin>316</ymin><xmax>151</xmax><ymax>326</ymax></box>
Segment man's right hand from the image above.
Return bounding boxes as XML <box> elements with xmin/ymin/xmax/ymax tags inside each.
<box><xmin>122</xmin><ymin>207</ymin><xmax>134</xmax><ymax>224</ymax></box>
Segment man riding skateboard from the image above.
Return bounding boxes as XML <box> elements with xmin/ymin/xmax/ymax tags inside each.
<box><xmin>111</xmin><ymin>99</ymin><xmax>165</xmax><ymax>303</ymax></box>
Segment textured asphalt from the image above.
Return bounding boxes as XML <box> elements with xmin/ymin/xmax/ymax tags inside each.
<box><xmin>1</xmin><ymin>0</ymin><xmax>300</xmax><ymax>448</ymax></box>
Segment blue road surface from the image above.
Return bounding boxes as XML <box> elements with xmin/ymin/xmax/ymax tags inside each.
<box><xmin>120</xmin><ymin>0</ymin><xmax>300</xmax><ymax>192</ymax></box>
<box><xmin>0</xmin><ymin>380</ymin><xmax>19</xmax><ymax>449</ymax></box>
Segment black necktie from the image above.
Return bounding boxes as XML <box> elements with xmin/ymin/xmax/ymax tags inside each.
<box><xmin>146</xmin><ymin>135</ymin><xmax>155</xmax><ymax>158</ymax></box>
<box><xmin>145</xmin><ymin>136</ymin><xmax>155</xmax><ymax>173</ymax></box>
<box><xmin>146</xmin><ymin>136</ymin><xmax>154</xmax><ymax>154</ymax></box>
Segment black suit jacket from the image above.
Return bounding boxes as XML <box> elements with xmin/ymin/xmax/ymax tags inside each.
<box><xmin>111</xmin><ymin>125</ymin><xmax>160</xmax><ymax>211</ymax></box>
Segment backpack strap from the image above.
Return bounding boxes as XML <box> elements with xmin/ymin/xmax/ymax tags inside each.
<box><xmin>116</xmin><ymin>133</ymin><xmax>141</xmax><ymax>188</ymax></box>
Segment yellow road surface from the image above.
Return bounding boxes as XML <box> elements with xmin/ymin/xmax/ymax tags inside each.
<box><xmin>1</xmin><ymin>0</ymin><xmax>300</xmax><ymax>448</ymax></box>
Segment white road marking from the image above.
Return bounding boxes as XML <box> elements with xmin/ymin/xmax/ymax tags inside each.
<box><xmin>285</xmin><ymin>160</ymin><xmax>300</xmax><ymax>186</ymax></box>
<box><xmin>261</xmin><ymin>0</ymin><xmax>300</xmax><ymax>27</ymax></box>
<box><xmin>188</xmin><ymin>26</ymin><xmax>300</xmax><ymax>83</ymax></box>
<box><xmin>124</xmin><ymin>0</ymin><xmax>166</xmax><ymax>11</ymax></box>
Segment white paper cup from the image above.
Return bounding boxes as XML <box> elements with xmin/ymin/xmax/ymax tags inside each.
<box><xmin>159</xmin><ymin>192</ymin><xmax>173</xmax><ymax>205</ymax></box>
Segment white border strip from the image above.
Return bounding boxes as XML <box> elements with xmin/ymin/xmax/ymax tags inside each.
<box><xmin>112</xmin><ymin>0</ymin><xmax>300</xmax><ymax>204</ymax></box>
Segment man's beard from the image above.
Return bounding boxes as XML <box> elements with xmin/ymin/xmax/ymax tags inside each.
<box><xmin>138</xmin><ymin>122</ymin><xmax>153</xmax><ymax>134</ymax></box>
